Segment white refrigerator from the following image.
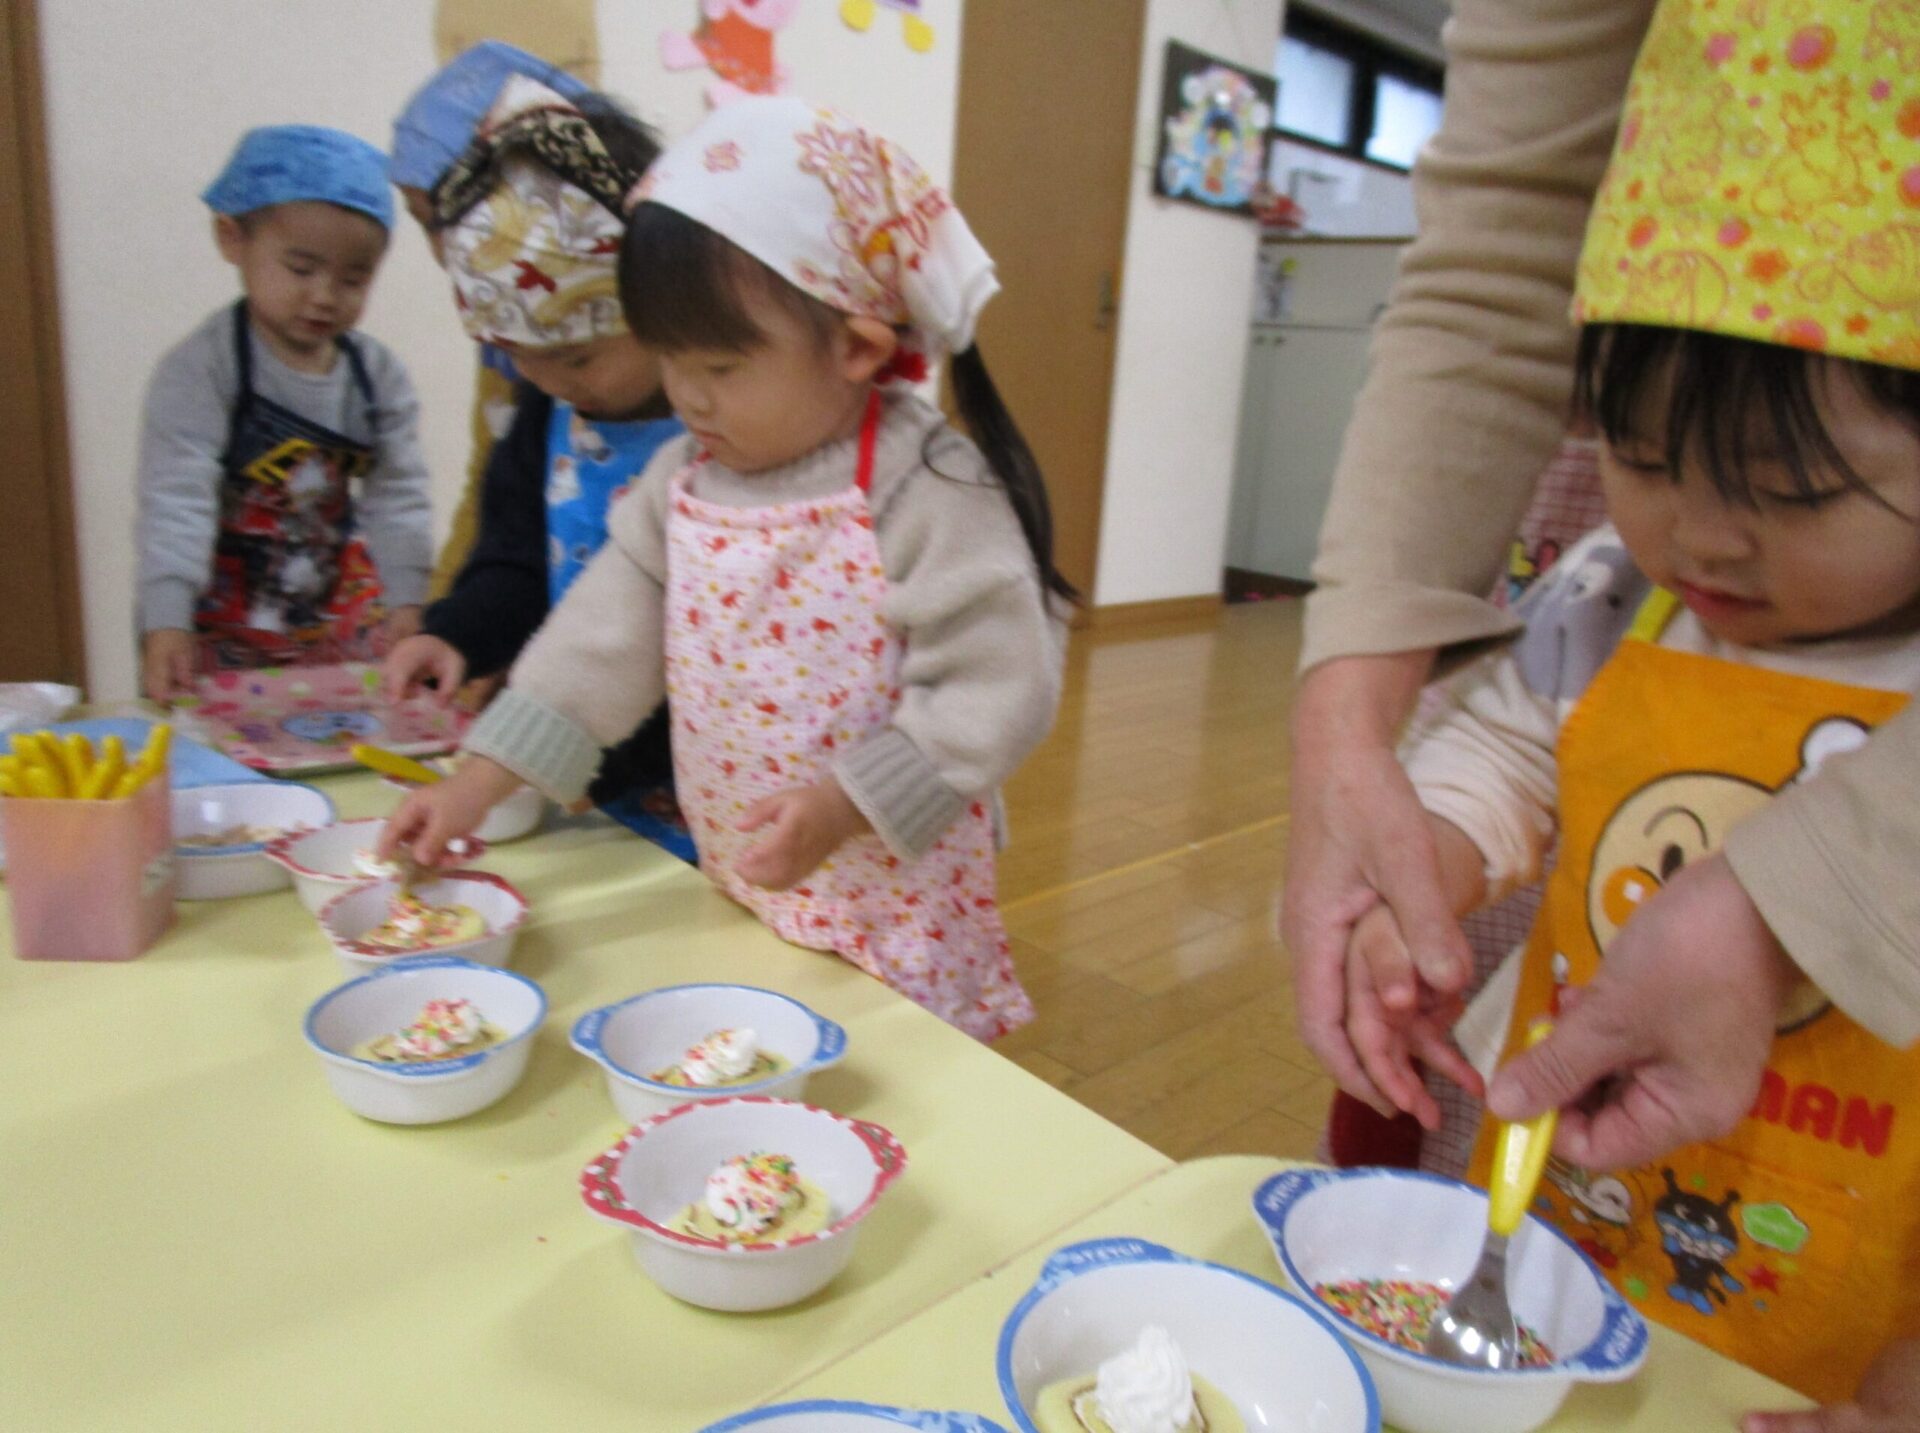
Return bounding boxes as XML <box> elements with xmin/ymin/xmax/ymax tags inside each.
<box><xmin>1227</xmin><ymin>238</ymin><xmax>1408</xmax><ymax>585</ymax></box>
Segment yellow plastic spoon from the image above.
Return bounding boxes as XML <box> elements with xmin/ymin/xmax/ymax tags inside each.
<box><xmin>350</xmin><ymin>744</ymin><xmax>444</xmax><ymax>786</ymax></box>
<box><xmin>1425</xmin><ymin>1018</ymin><xmax>1560</xmax><ymax>1369</ymax></box>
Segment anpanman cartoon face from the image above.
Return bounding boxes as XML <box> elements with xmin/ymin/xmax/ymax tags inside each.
<box><xmin>1587</xmin><ymin>771</ymin><xmax>1771</xmax><ymax>952</ymax></box>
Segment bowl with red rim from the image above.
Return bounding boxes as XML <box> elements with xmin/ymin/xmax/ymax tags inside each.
<box><xmin>580</xmin><ymin>1097</ymin><xmax>907</xmax><ymax>1312</ymax></box>
<box><xmin>265</xmin><ymin>817</ymin><xmax>486</xmax><ymax>915</ymax></box>
<box><xmin>318</xmin><ymin>872</ymin><xmax>528</xmax><ymax>977</ymax></box>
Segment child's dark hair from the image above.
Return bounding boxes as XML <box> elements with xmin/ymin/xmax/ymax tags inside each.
<box><xmin>1575</xmin><ymin>323</ymin><xmax>1920</xmax><ymax>510</ymax></box>
<box><xmin>621</xmin><ymin>203</ymin><xmax>1079</xmax><ymax>605</ymax></box>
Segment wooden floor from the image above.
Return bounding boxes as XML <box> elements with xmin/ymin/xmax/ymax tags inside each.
<box><xmin>996</xmin><ymin>599</ymin><xmax>1332</xmax><ymax>1162</ymax></box>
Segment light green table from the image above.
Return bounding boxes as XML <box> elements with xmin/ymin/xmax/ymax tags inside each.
<box><xmin>775</xmin><ymin>1155</ymin><xmax>1810</xmax><ymax>1431</ymax></box>
<box><xmin>1</xmin><ymin>774</ymin><xmax>1170</xmax><ymax>1431</ymax></box>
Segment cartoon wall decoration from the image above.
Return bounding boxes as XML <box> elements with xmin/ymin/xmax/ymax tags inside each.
<box><xmin>841</xmin><ymin>0</ymin><xmax>935</xmax><ymax>52</ymax></box>
<box><xmin>661</xmin><ymin>0</ymin><xmax>803</xmax><ymax>107</ymax></box>
<box><xmin>1152</xmin><ymin>41</ymin><xmax>1276</xmax><ymax>216</ymax></box>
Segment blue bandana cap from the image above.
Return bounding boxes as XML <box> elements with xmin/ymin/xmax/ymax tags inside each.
<box><xmin>202</xmin><ymin>125</ymin><xmax>393</xmax><ymax>229</ymax></box>
<box><xmin>390</xmin><ymin>41</ymin><xmax>591</xmax><ymax>192</ymax></box>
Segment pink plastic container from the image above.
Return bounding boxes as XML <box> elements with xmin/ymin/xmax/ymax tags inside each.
<box><xmin>3</xmin><ymin>780</ymin><xmax>175</xmax><ymax>960</ymax></box>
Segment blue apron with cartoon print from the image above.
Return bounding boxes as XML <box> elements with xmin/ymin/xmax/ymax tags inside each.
<box><xmin>543</xmin><ymin>403</ymin><xmax>683</xmax><ymax>604</ymax></box>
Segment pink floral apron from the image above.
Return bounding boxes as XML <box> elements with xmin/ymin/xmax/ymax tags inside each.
<box><xmin>663</xmin><ymin>394</ymin><xmax>1035</xmax><ymax>1040</ymax></box>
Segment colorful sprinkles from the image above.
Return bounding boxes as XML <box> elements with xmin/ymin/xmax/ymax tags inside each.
<box><xmin>1313</xmin><ymin>1278</ymin><xmax>1555</xmax><ymax>1367</ymax></box>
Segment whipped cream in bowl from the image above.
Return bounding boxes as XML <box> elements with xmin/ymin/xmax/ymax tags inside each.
<box><xmin>304</xmin><ymin>957</ymin><xmax>547</xmax><ymax>1124</ymax></box>
<box><xmin>571</xmin><ymin>984</ymin><xmax>848</xmax><ymax>1124</ymax></box>
<box><xmin>1086</xmin><ymin>1327</ymin><xmax>1199</xmax><ymax>1433</ymax></box>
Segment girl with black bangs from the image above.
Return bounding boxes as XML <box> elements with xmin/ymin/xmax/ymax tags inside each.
<box><xmin>386</xmin><ymin>98</ymin><xmax>1067</xmax><ymax>1041</ymax></box>
<box><xmin>1328</xmin><ymin>147</ymin><xmax>1920</xmax><ymax>1424</ymax></box>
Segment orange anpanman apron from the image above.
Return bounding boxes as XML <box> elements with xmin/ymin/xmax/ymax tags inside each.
<box><xmin>1468</xmin><ymin>590</ymin><xmax>1920</xmax><ymax>1402</ymax></box>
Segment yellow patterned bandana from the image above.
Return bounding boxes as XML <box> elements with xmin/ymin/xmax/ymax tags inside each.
<box><xmin>1575</xmin><ymin>0</ymin><xmax>1920</xmax><ymax>370</ymax></box>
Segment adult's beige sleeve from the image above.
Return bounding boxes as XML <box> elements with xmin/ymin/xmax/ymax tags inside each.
<box><xmin>1724</xmin><ymin>711</ymin><xmax>1920</xmax><ymax>1048</ymax></box>
<box><xmin>1300</xmin><ymin>0</ymin><xmax>1657</xmax><ymax>673</ymax></box>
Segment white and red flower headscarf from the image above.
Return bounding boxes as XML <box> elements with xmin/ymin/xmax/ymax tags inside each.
<box><xmin>627</xmin><ymin>97</ymin><xmax>999</xmax><ymax>370</ymax></box>
<box><xmin>437</xmin><ymin>76</ymin><xmax>630</xmax><ymax>348</ymax></box>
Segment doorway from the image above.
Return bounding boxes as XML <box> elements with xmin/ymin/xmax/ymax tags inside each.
<box><xmin>0</xmin><ymin>0</ymin><xmax>84</xmax><ymax>685</ymax></box>
<box><xmin>950</xmin><ymin>0</ymin><xmax>1146</xmax><ymax>602</ymax></box>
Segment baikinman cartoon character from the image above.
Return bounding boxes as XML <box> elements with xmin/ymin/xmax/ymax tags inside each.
<box><xmin>1654</xmin><ymin>1170</ymin><xmax>1744</xmax><ymax>1315</ymax></box>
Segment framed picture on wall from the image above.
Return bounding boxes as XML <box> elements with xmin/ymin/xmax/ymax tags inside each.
<box><xmin>1152</xmin><ymin>40</ymin><xmax>1277</xmax><ymax>216</ymax></box>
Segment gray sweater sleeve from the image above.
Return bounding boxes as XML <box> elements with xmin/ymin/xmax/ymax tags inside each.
<box><xmin>462</xmin><ymin>442</ymin><xmax>681</xmax><ymax>801</ymax></box>
<box><xmin>352</xmin><ymin>339</ymin><xmax>435</xmax><ymax>611</ymax></box>
<box><xmin>837</xmin><ymin>431</ymin><xmax>1064</xmax><ymax>860</ymax></box>
<box><xmin>135</xmin><ymin>330</ymin><xmax>231</xmax><ymax>632</ymax></box>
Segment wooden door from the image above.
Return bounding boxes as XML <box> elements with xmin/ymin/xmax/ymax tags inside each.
<box><xmin>0</xmin><ymin>0</ymin><xmax>84</xmax><ymax>685</ymax></box>
<box><xmin>950</xmin><ymin>0</ymin><xmax>1146</xmax><ymax>602</ymax></box>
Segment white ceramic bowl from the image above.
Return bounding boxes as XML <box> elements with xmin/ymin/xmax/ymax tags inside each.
<box><xmin>571</xmin><ymin>984</ymin><xmax>849</xmax><ymax>1122</ymax></box>
<box><xmin>1253</xmin><ymin>1168</ymin><xmax>1649</xmax><ymax>1433</ymax></box>
<box><xmin>700</xmin><ymin>1405</ymin><xmax>1011</xmax><ymax>1433</ymax></box>
<box><xmin>265</xmin><ymin>818</ymin><xmax>486</xmax><ymax>915</ymax></box>
<box><xmin>172</xmin><ymin>781</ymin><xmax>335</xmax><ymax>900</ymax></box>
<box><xmin>318</xmin><ymin>873</ymin><xmax>528</xmax><ymax>977</ymax></box>
<box><xmin>997</xmin><ymin>1238</ymin><xmax>1379</xmax><ymax>1433</ymax></box>
<box><xmin>380</xmin><ymin>760</ymin><xmax>547</xmax><ymax>842</ymax></box>
<box><xmin>580</xmin><ymin>1097</ymin><xmax>906</xmax><ymax>1313</ymax></box>
<box><xmin>303</xmin><ymin>956</ymin><xmax>546</xmax><ymax>1123</ymax></box>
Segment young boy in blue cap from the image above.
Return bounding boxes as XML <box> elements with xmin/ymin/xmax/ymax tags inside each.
<box><xmin>137</xmin><ymin>125</ymin><xmax>434</xmax><ymax>702</ymax></box>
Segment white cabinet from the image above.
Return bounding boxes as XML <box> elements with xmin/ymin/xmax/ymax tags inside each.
<box><xmin>1228</xmin><ymin>323</ymin><xmax>1375</xmax><ymax>583</ymax></box>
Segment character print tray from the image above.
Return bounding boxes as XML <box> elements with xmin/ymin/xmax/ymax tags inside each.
<box><xmin>170</xmin><ymin>663</ymin><xmax>470</xmax><ymax>774</ymax></box>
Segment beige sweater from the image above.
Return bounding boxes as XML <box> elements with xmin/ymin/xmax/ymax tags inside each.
<box><xmin>464</xmin><ymin>388</ymin><xmax>1063</xmax><ymax>861</ymax></box>
<box><xmin>1304</xmin><ymin>0</ymin><xmax>1920</xmax><ymax>1046</ymax></box>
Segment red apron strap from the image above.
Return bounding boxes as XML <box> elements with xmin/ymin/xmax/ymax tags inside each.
<box><xmin>854</xmin><ymin>389</ymin><xmax>882</xmax><ymax>495</ymax></box>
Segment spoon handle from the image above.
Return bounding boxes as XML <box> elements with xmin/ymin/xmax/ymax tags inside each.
<box><xmin>1489</xmin><ymin>1019</ymin><xmax>1558</xmax><ymax>1237</ymax></box>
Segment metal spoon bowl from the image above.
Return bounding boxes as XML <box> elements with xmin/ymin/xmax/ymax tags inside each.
<box><xmin>1425</xmin><ymin>1019</ymin><xmax>1558</xmax><ymax>1371</ymax></box>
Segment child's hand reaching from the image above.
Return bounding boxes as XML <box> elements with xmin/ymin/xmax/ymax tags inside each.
<box><xmin>1344</xmin><ymin>901</ymin><xmax>1485</xmax><ymax>1129</ymax></box>
<box><xmin>384</xmin><ymin>634</ymin><xmax>467</xmax><ymax>707</ymax></box>
<box><xmin>1743</xmin><ymin>1337</ymin><xmax>1920</xmax><ymax>1433</ymax></box>
<box><xmin>379</xmin><ymin>755</ymin><xmax>522</xmax><ymax>866</ymax></box>
<box><xmin>141</xmin><ymin>629</ymin><xmax>197</xmax><ymax>706</ymax></box>
<box><xmin>734</xmin><ymin>780</ymin><xmax>873</xmax><ymax>890</ymax></box>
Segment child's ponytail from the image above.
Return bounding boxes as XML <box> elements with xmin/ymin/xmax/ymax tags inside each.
<box><xmin>946</xmin><ymin>346</ymin><xmax>1080</xmax><ymax>607</ymax></box>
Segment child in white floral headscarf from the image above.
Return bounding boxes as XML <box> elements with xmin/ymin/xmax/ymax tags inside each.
<box><xmin>386</xmin><ymin>98</ymin><xmax>1071</xmax><ymax>1039</ymax></box>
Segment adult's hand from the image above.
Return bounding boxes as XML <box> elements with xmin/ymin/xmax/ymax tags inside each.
<box><xmin>1743</xmin><ymin>1338</ymin><xmax>1920</xmax><ymax>1433</ymax></box>
<box><xmin>1487</xmin><ymin>852</ymin><xmax>1801</xmax><ymax>1170</ymax></box>
<box><xmin>1283</xmin><ymin>652</ymin><xmax>1473</xmax><ymax>1114</ymax></box>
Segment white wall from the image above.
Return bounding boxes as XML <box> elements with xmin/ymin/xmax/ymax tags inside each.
<box><xmin>40</xmin><ymin>0</ymin><xmax>962</xmax><ymax>702</ymax></box>
<box><xmin>1092</xmin><ymin>0</ymin><xmax>1284</xmax><ymax>608</ymax></box>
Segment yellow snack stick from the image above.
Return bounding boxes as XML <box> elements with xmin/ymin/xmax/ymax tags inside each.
<box><xmin>135</xmin><ymin>723</ymin><xmax>174</xmax><ymax>777</ymax></box>
<box><xmin>0</xmin><ymin>754</ymin><xmax>21</xmax><ymax>783</ymax></box>
<box><xmin>110</xmin><ymin>768</ymin><xmax>152</xmax><ymax>801</ymax></box>
<box><xmin>24</xmin><ymin>764</ymin><xmax>65</xmax><ymax>800</ymax></box>
<box><xmin>18</xmin><ymin>735</ymin><xmax>66</xmax><ymax>796</ymax></box>
<box><xmin>59</xmin><ymin>733</ymin><xmax>94</xmax><ymax>790</ymax></box>
<box><xmin>0</xmin><ymin>770</ymin><xmax>20</xmax><ymax>798</ymax></box>
<box><xmin>80</xmin><ymin>746</ymin><xmax>126</xmax><ymax>801</ymax></box>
